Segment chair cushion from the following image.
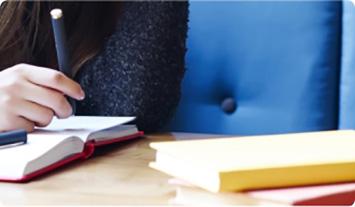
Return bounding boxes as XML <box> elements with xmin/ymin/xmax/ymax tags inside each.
<box><xmin>169</xmin><ymin>1</ymin><xmax>342</xmax><ymax>135</ymax></box>
<box><xmin>339</xmin><ymin>0</ymin><xmax>355</xmax><ymax>129</ymax></box>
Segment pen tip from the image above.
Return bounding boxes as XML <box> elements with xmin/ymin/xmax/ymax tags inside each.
<box><xmin>50</xmin><ymin>8</ymin><xmax>63</xmax><ymax>19</ymax></box>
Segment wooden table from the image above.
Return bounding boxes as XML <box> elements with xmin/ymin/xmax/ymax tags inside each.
<box><xmin>0</xmin><ymin>133</ymin><xmax>270</xmax><ymax>205</ymax></box>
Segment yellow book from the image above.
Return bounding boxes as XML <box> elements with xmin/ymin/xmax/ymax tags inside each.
<box><xmin>149</xmin><ymin>130</ymin><xmax>355</xmax><ymax>193</ymax></box>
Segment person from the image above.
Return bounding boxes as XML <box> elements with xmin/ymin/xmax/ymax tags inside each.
<box><xmin>0</xmin><ymin>2</ymin><xmax>188</xmax><ymax>132</ymax></box>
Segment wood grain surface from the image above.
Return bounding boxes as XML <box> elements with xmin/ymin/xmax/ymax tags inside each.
<box><xmin>0</xmin><ymin>133</ymin><xmax>267</xmax><ymax>205</ymax></box>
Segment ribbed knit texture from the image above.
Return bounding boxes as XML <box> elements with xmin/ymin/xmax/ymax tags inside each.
<box><xmin>75</xmin><ymin>2</ymin><xmax>188</xmax><ymax>132</ymax></box>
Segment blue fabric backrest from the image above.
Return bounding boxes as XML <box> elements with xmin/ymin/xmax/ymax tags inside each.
<box><xmin>340</xmin><ymin>0</ymin><xmax>355</xmax><ymax>129</ymax></box>
<box><xmin>169</xmin><ymin>1</ymin><xmax>342</xmax><ymax>135</ymax></box>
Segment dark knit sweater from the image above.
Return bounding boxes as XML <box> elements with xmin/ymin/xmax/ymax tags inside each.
<box><xmin>74</xmin><ymin>2</ymin><xmax>188</xmax><ymax>132</ymax></box>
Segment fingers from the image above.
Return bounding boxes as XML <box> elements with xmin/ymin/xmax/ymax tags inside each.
<box><xmin>0</xmin><ymin>63</ymin><xmax>85</xmax><ymax>132</ymax></box>
<box><xmin>0</xmin><ymin>115</ymin><xmax>35</xmax><ymax>133</ymax></box>
<box><xmin>21</xmin><ymin>82</ymin><xmax>72</xmax><ymax>118</ymax></box>
<box><xmin>13</xmin><ymin>99</ymin><xmax>54</xmax><ymax>127</ymax></box>
<box><xmin>12</xmin><ymin>117</ymin><xmax>35</xmax><ymax>132</ymax></box>
<box><xmin>15</xmin><ymin>64</ymin><xmax>85</xmax><ymax>100</ymax></box>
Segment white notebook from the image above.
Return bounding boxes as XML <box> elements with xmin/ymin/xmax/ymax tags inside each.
<box><xmin>0</xmin><ymin>116</ymin><xmax>142</xmax><ymax>181</ymax></box>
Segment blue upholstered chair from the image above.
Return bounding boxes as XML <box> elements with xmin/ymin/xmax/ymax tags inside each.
<box><xmin>169</xmin><ymin>1</ymin><xmax>355</xmax><ymax>135</ymax></box>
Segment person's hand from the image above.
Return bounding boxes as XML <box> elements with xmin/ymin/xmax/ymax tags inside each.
<box><xmin>0</xmin><ymin>64</ymin><xmax>85</xmax><ymax>132</ymax></box>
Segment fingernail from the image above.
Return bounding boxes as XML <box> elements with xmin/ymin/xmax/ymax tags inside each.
<box><xmin>78</xmin><ymin>90</ymin><xmax>85</xmax><ymax>100</ymax></box>
<box><xmin>69</xmin><ymin>105</ymin><xmax>74</xmax><ymax>115</ymax></box>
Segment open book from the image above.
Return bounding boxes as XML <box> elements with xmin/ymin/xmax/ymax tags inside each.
<box><xmin>0</xmin><ymin>116</ymin><xmax>143</xmax><ymax>182</ymax></box>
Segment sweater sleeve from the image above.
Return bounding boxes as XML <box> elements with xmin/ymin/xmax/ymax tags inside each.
<box><xmin>75</xmin><ymin>2</ymin><xmax>188</xmax><ymax>132</ymax></box>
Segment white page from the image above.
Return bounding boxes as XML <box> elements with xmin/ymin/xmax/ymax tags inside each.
<box><xmin>0</xmin><ymin>134</ymin><xmax>78</xmax><ymax>179</ymax></box>
<box><xmin>33</xmin><ymin>116</ymin><xmax>136</xmax><ymax>142</ymax></box>
<box><xmin>42</xmin><ymin>116</ymin><xmax>135</xmax><ymax>131</ymax></box>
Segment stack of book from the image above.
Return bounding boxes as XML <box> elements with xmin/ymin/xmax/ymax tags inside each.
<box><xmin>149</xmin><ymin>130</ymin><xmax>355</xmax><ymax>205</ymax></box>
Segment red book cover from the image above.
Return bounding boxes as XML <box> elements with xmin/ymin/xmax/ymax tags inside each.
<box><xmin>247</xmin><ymin>183</ymin><xmax>355</xmax><ymax>205</ymax></box>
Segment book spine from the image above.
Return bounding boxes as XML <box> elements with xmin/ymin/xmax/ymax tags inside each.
<box><xmin>83</xmin><ymin>141</ymin><xmax>96</xmax><ymax>159</ymax></box>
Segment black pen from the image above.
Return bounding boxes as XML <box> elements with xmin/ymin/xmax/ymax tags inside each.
<box><xmin>50</xmin><ymin>8</ymin><xmax>76</xmax><ymax>115</ymax></box>
<box><xmin>0</xmin><ymin>129</ymin><xmax>27</xmax><ymax>149</ymax></box>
